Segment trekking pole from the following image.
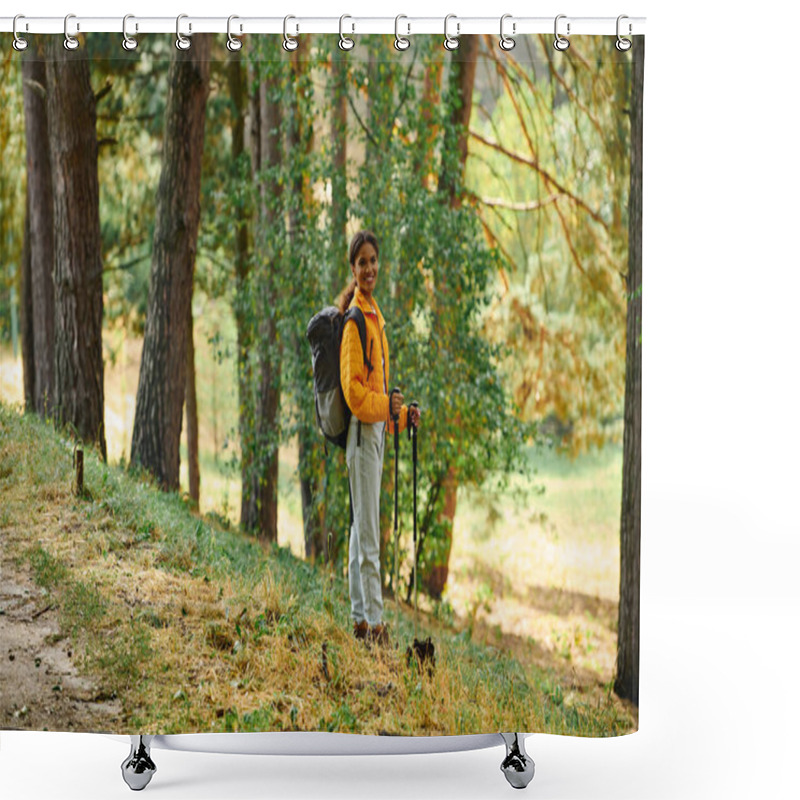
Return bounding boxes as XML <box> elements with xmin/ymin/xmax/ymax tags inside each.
<box><xmin>390</xmin><ymin>388</ymin><xmax>401</xmax><ymax>629</ymax></box>
<box><xmin>408</xmin><ymin>401</ymin><xmax>420</xmax><ymax>639</ymax></box>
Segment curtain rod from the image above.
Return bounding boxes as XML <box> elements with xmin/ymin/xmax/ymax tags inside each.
<box><xmin>0</xmin><ymin>16</ymin><xmax>646</xmax><ymax>37</ymax></box>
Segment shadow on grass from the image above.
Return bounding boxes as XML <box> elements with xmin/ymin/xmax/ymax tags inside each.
<box><xmin>461</xmin><ymin>560</ymin><xmax>618</xmax><ymax>628</ymax></box>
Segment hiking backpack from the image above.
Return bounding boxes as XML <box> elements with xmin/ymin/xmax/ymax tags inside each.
<box><xmin>306</xmin><ymin>305</ymin><xmax>371</xmax><ymax>449</ymax></box>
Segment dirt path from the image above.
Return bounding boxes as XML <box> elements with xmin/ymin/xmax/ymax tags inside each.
<box><xmin>0</xmin><ymin>552</ymin><xmax>122</xmax><ymax>732</ymax></box>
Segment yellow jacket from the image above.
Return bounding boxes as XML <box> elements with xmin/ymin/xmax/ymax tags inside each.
<box><xmin>340</xmin><ymin>288</ymin><xmax>408</xmax><ymax>434</ymax></box>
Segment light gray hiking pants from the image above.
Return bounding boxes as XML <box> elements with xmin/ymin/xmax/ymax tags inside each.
<box><xmin>346</xmin><ymin>415</ymin><xmax>385</xmax><ymax>627</ymax></box>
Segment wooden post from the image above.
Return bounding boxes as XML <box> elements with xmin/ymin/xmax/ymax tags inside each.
<box><xmin>75</xmin><ymin>447</ymin><xmax>84</xmax><ymax>496</ymax></box>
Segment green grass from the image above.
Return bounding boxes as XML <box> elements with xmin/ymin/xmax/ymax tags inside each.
<box><xmin>527</xmin><ymin>443</ymin><xmax>623</xmax><ymax>542</ymax></box>
<box><xmin>25</xmin><ymin>545</ymin><xmax>107</xmax><ymax>631</ymax></box>
<box><xmin>1</xmin><ymin>401</ymin><xmax>636</xmax><ymax>737</ymax></box>
<box><xmin>453</xmin><ymin>441</ymin><xmax>622</xmax><ymax>603</ymax></box>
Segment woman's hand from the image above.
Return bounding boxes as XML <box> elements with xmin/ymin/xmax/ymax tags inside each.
<box><xmin>390</xmin><ymin>390</ymin><xmax>404</xmax><ymax>420</ymax></box>
<box><xmin>409</xmin><ymin>405</ymin><xmax>421</xmax><ymax>428</ymax></box>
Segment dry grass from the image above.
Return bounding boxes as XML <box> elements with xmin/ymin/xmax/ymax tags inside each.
<box><xmin>1</xmin><ymin>402</ymin><xmax>636</xmax><ymax>736</ymax></box>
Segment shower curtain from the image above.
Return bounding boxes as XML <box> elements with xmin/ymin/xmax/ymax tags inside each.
<box><xmin>0</xmin><ymin>23</ymin><xmax>643</xmax><ymax>740</ymax></box>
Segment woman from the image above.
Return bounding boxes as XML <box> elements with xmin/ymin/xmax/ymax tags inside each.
<box><xmin>338</xmin><ymin>231</ymin><xmax>421</xmax><ymax>644</ymax></box>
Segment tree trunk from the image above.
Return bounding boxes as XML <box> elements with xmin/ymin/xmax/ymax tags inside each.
<box><xmin>236</xmin><ymin>63</ymin><xmax>258</xmax><ymax>530</ymax></box>
<box><xmin>228</xmin><ymin>59</ymin><xmax>257</xmax><ymax>532</ymax></box>
<box><xmin>46</xmin><ymin>37</ymin><xmax>106</xmax><ymax>460</ymax></box>
<box><xmin>23</xmin><ymin>49</ymin><xmax>55</xmax><ymax>418</ymax></box>
<box><xmin>130</xmin><ymin>35</ymin><xmax>211</xmax><ymax>489</ymax></box>
<box><xmin>330</xmin><ymin>52</ymin><xmax>349</xmax><ymax>276</ymax></box>
<box><xmin>299</xmin><ymin>431</ymin><xmax>317</xmax><ymax>560</ymax></box>
<box><xmin>20</xmin><ymin>196</ymin><xmax>35</xmax><ymax>414</ymax></box>
<box><xmin>185</xmin><ymin>304</ymin><xmax>200</xmax><ymax>504</ymax></box>
<box><xmin>614</xmin><ymin>37</ymin><xmax>644</xmax><ymax>707</ymax></box>
<box><xmin>255</xmin><ymin>71</ymin><xmax>281</xmax><ymax>543</ymax></box>
<box><xmin>437</xmin><ymin>37</ymin><xmax>478</xmax><ymax>207</ymax></box>
<box><xmin>425</xmin><ymin>36</ymin><xmax>479</xmax><ymax>598</ymax></box>
<box><xmin>424</xmin><ymin>468</ymin><xmax>458</xmax><ymax>599</ymax></box>
<box><xmin>239</xmin><ymin>48</ymin><xmax>283</xmax><ymax>541</ymax></box>
<box><xmin>415</xmin><ymin>61</ymin><xmax>443</xmax><ymax>190</ymax></box>
<box><xmin>284</xmin><ymin>42</ymin><xmax>325</xmax><ymax>560</ymax></box>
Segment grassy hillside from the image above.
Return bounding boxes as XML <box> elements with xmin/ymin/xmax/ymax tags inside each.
<box><xmin>0</xmin><ymin>402</ymin><xmax>635</xmax><ymax>736</ymax></box>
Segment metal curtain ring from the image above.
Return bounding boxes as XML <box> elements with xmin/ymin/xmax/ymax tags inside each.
<box><xmin>64</xmin><ymin>13</ymin><xmax>79</xmax><ymax>50</ymax></box>
<box><xmin>122</xmin><ymin>14</ymin><xmax>138</xmax><ymax>51</ymax></box>
<box><xmin>394</xmin><ymin>15</ymin><xmax>410</xmax><ymax>51</ymax></box>
<box><xmin>499</xmin><ymin>14</ymin><xmax>515</xmax><ymax>51</ymax></box>
<box><xmin>338</xmin><ymin>14</ymin><xmax>354</xmax><ymax>51</ymax></box>
<box><xmin>553</xmin><ymin>14</ymin><xmax>570</xmax><ymax>51</ymax></box>
<box><xmin>12</xmin><ymin>15</ymin><xmax>28</xmax><ymax>51</ymax></box>
<box><xmin>443</xmin><ymin>14</ymin><xmax>459</xmax><ymax>51</ymax></box>
<box><xmin>227</xmin><ymin>15</ymin><xmax>242</xmax><ymax>52</ymax></box>
<box><xmin>176</xmin><ymin>14</ymin><xmax>191</xmax><ymax>50</ymax></box>
<box><xmin>283</xmin><ymin>15</ymin><xmax>298</xmax><ymax>51</ymax></box>
<box><xmin>616</xmin><ymin>15</ymin><xmax>632</xmax><ymax>51</ymax></box>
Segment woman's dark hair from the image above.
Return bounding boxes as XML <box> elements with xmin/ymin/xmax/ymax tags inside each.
<box><xmin>337</xmin><ymin>231</ymin><xmax>380</xmax><ymax>313</ymax></box>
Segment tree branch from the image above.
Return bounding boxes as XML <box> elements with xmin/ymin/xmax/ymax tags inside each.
<box><xmin>551</xmin><ymin>197</ymin><xmax>624</xmax><ymax>317</ymax></box>
<box><xmin>467</xmin><ymin>149</ymin><xmax>536</xmax><ymax>276</ymax></box>
<box><xmin>22</xmin><ymin>78</ymin><xmax>46</xmax><ymax>100</ymax></box>
<box><xmin>346</xmin><ymin>93</ymin><xmax>379</xmax><ymax>149</ymax></box>
<box><xmin>540</xmin><ymin>42</ymin><xmax>606</xmax><ymax>141</ymax></box>
<box><xmin>389</xmin><ymin>49</ymin><xmax>418</xmax><ymax>125</ymax></box>
<box><xmin>465</xmin><ymin>189</ymin><xmax>560</xmax><ymax>212</ymax></box>
<box><xmin>475</xmin><ymin>212</ymin><xmax>517</xmax><ymax>283</ymax></box>
<box><xmin>469</xmin><ymin>130</ymin><xmax>609</xmax><ymax>232</ymax></box>
<box><xmin>94</xmin><ymin>80</ymin><xmax>113</xmax><ymax>105</ymax></box>
<box><xmin>103</xmin><ymin>252</ymin><xmax>151</xmax><ymax>273</ymax></box>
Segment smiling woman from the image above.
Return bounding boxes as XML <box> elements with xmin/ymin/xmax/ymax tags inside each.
<box><xmin>337</xmin><ymin>231</ymin><xmax>419</xmax><ymax>644</ymax></box>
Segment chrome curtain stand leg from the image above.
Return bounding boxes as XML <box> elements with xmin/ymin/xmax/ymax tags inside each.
<box><xmin>500</xmin><ymin>732</ymin><xmax>535</xmax><ymax>789</ymax></box>
<box><xmin>121</xmin><ymin>735</ymin><xmax>157</xmax><ymax>791</ymax></box>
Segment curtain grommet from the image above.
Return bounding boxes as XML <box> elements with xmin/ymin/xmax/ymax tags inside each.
<box><xmin>282</xmin><ymin>16</ymin><xmax>298</xmax><ymax>51</ymax></box>
<box><xmin>443</xmin><ymin>14</ymin><xmax>460</xmax><ymax>51</ymax></box>
<box><xmin>12</xmin><ymin>15</ymin><xmax>28</xmax><ymax>51</ymax></box>
<box><xmin>64</xmin><ymin>13</ymin><xmax>80</xmax><ymax>50</ymax></box>
<box><xmin>227</xmin><ymin>15</ymin><xmax>242</xmax><ymax>52</ymax></box>
<box><xmin>553</xmin><ymin>14</ymin><xmax>570</xmax><ymax>51</ymax></box>
<box><xmin>499</xmin><ymin>14</ymin><xmax>516</xmax><ymax>51</ymax></box>
<box><xmin>175</xmin><ymin>14</ymin><xmax>191</xmax><ymax>51</ymax></box>
<box><xmin>339</xmin><ymin>15</ymin><xmax>355</xmax><ymax>51</ymax></box>
<box><xmin>122</xmin><ymin>14</ymin><xmax>138</xmax><ymax>51</ymax></box>
<box><xmin>394</xmin><ymin>15</ymin><xmax>411</xmax><ymax>51</ymax></box>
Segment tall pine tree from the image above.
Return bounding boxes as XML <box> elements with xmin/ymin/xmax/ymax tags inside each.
<box><xmin>131</xmin><ymin>35</ymin><xmax>211</xmax><ymax>489</ymax></box>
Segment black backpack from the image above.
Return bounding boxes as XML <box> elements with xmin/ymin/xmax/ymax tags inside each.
<box><xmin>306</xmin><ymin>306</ymin><xmax>371</xmax><ymax>449</ymax></box>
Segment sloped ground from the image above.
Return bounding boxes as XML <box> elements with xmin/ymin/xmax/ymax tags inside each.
<box><xmin>0</xmin><ymin>403</ymin><xmax>636</xmax><ymax>737</ymax></box>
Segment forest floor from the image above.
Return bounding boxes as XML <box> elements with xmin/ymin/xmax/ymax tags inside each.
<box><xmin>0</xmin><ymin>400</ymin><xmax>636</xmax><ymax>737</ymax></box>
<box><xmin>0</xmin><ymin>549</ymin><xmax>122</xmax><ymax>731</ymax></box>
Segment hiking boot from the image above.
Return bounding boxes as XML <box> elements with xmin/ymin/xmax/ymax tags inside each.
<box><xmin>369</xmin><ymin>623</ymin><xmax>390</xmax><ymax>646</ymax></box>
<box><xmin>353</xmin><ymin>620</ymin><xmax>369</xmax><ymax>640</ymax></box>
